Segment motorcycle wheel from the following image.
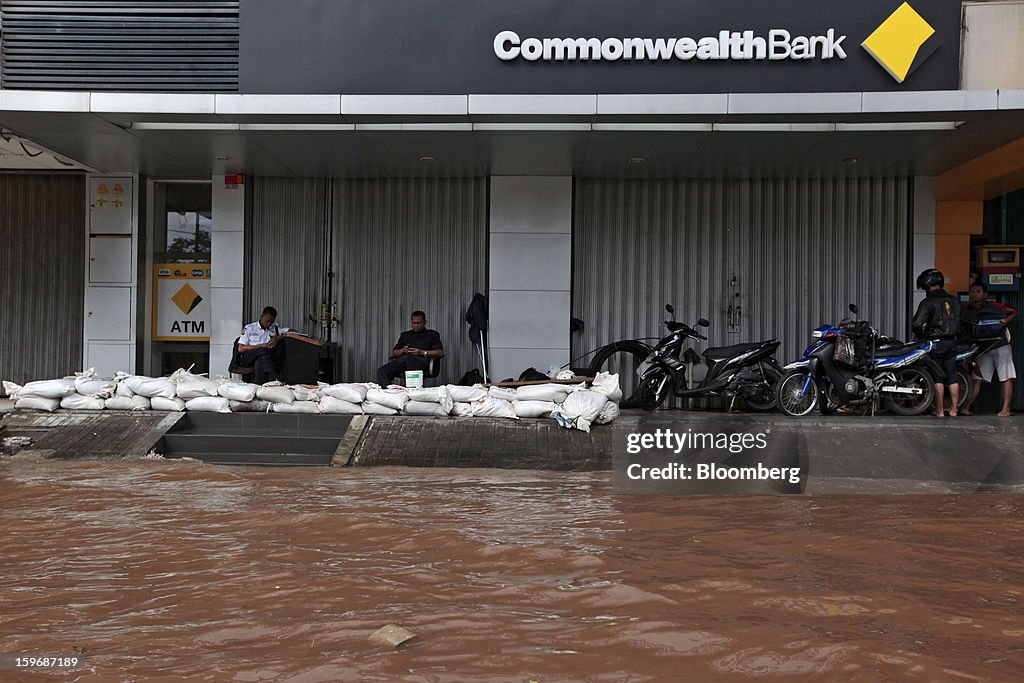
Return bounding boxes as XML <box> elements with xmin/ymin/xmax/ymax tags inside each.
<box><xmin>886</xmin><ymin>367</ymin><xmax>936</xmax><ymax>416</ymax></box>
<box><xmin>776</xmin><ymin>371</ymin><xmax>820</xmax><ymax>417</ymax></box>
<box><xmin>637</xmin><ymin>372</ymin><xmax>669</xmax><ymax>411</ymax></box>
<box><xmin>742</xmin><ymin>365</ymin><xmax>783</xmax><ymax>411</ymax></box>
<box><xmin>588</xmin><ymin>340</ymin><xmax>652</xmax><ymax>409</ymax></box>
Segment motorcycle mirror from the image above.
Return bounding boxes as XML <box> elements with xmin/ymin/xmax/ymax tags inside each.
<box><xmin>665</xmin><ymin>304</ymin><xmax>675</xmax><ymax>315</ymax></box>
<box><xmin>849</xmin><ymin>303</ymin><xmax>859</xmax><ymax>316</ymax></box>
<box><xmin>697</xmin><ymin>318</ymin><xmax>710</xmax><ymax>327</ymax></box>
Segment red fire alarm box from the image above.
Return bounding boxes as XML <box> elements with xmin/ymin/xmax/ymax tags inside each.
<box><xmin>224</xmin><ymin>174</ymin><xmax>244</xmax><ymax>189</ymax></box>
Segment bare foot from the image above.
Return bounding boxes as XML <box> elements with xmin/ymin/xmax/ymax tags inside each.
<box><xmin>998</xmin><ymin>410</ymin><xmax>1013</xmax><ymax>417</ymax></box>
<box><xmin>949</xmin><ymin>411</ymin><xmax>958</xmax><ymax>417</ymax></box>
<box><xmin>960</xmin><ymin>409</ymin><xmax>973</xmax><ymax>416</ymax></box>
<box><xmin>934</xmin><ymin>411</ymin><xmax>945</xmax><ymax>417</ymax></box>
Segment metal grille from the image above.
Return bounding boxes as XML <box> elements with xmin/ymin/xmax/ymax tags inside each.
<box><xmin>0</xmin><ymin>173</ymin><xmax>86</xmax><ymax>393</ymax></box>
<box><xmin>0</xmin><ymin>0</ymin><xmax>239</xmax><ymax>92</ymax></box>
<box><xmin>573</xmin><ymin>177</ymin><xmax>909</xmax><ymax>403</ymax></box>
<box><xmin>245</xmin><ymin>177</ymin><xmax>488</xmax><ymax>386</ymax></box>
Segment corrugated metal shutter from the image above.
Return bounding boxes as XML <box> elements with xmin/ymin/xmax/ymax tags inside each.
<box><xmin>573</xmin><ymin>177</ymin><xmax>909</xmax><ymax>403</ymax></box>
<box><xmin>0</xmin><ymin>173</ymin><xmax>85</xmax><ymax>393</ymax></box>
<box><xmin>986</xmin><ymin>188</ymin><xmax>1024</xmax><ymax>410</ymax></box>
<box><xmin>0</xmin><ymin>0</ymin><xmax>239</xmax><ymax>92</ymax></box>
<box><xmin>246</xmin><ymin>177</ymin><xmax>487</xmax><ymax>385</ymax></box>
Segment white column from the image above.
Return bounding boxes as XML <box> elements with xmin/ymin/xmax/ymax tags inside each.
<box><xmin>209</xmin><ymin>176</ymin><xmax>245</xmax><ymax>378</ymax></box>
<box><xmin>488</xmin><ymin>177</ymin><xmax>572</xmax><ymax>381</ymax></box>
<box><xmin>84</xmin><ymin>175</ymin><xmax>138</xmax><ymax>376</ymax></box>
<box><xmin>912</xmin><ymin>176</ymin><xmax>937</xmax><ymax>315</ymax></box>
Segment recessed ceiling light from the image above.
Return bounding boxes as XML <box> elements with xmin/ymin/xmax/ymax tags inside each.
<box><xmin>216</xmin><ymin>155</ymin><xmax>230</xmax><ymax>160</ymax></box>
<box><xmin>628</xmin><ymin>157</ymin><xmax>646</xmax><ymax>165</ymax></box>
<box><xmin>418</xmin><ymin>156</ymin><xmax>436</xmax><ymax>163</ymax></box>
<box><xmin>843</xmin><ymin>157</ymin><xmax>860</xmax><ymax>165</ymax></box>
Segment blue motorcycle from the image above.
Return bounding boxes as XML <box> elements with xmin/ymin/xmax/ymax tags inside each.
<box><xmin>776</xmin><ymin>305</ymin><xmax>938</xmax><ymax>417</ymax></box>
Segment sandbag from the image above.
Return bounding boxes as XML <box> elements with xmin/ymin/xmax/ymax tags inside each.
<box><xmin>445</xmin><ymin>384</ymin><xmax>487</xmax><ymax>403</ymax></box>
<box><xmin>60</xmin><ymin>394</ymin><xmax>106</xmax><ymax>410</ymax></box>
<box><xmin>594</xmin><ymin>400</ymin><xmax>621</xmax><ymax>425</ymax></box>
<box><xmin>552</xmin><ymin>389</ymin><xmax>608</xmax><ymax>433</ymax></box>
<box><xmin>515</xmin><ymin>383</ymin><xmax>571</xmax><ymax>403</ymax></box>
<box><xmin>487</xmin><ymin>386</ymin><xmax>517</xmax><ymax>402</ymax></box>
<box><xmin>12</xmin><ymin>378</ymin><xmax>77</xmax><ymax>400</ymax></box>
<box><xmin>361</xmin><ymin>401</ymin><xmax>398</xmax><ymax>415</ymax></box>
<box><xmin>175</xmin><ymin>376</ymin><xmax>221</xmax><ymax>399</ymax></box>
<box><xmin>230</xmin><ymin>399</ymin><xmax>273</xmax><ymax>413</ymax></box>
<box><xmin>366</xmin><ymin>387</ymin><xmax>409</xmax><ymax>411</ymax></box>
<box><xmin>472</xmin><ymin>397</ymin><xmax>519</xmax><ymax>419</ymax></box>
<box><xmin>512</xmin><ymin>400</ymin><xmax>556</xmax><ymax>418</ymax></box>
<box><xmin>74</xmin><ymin>369</ymin><xmax>116</xmax><ymax>399</ymax></box>
<box><xmin>403</xmin><ymin>400</ymin><xmax>450</xmax><ymax>416</ymax></box>
<box><xmin>105</xmin><ymin>396</ymin><xmax>151</xmax><ymax>411</ymax></box>
<box><xmin>256</xmin><ymin>384</ymin><xmax>295</xmax><ymax>405</ymax></box>
<box><xmin>185</xmin><ymin>396</ymin><xmax>231</xmax><ymax>413</ymax></box>
<box><xmin>115</xmin><ymin>378</ymin><xmax>135</xmax><ymax>397</ymax></box>
<box><xmin>150</xmin><ymin>396</ymin><xmax>186</xmax><ymax>411</ymax></box>
<box><xmin>407</xmin><ymin>387</ymin><xmax>453</xmax><ymax>414</ymax></box>
<box><xmin>218</xmin><ymin>382</ymin><xmax>259</xmax><ymax>402</ymax></box>
<box><xmin>318</xmin><ymin>396</ymin><xmax>364</xmax><ymax>414</ymax></box>
<box><xmin>451</xmin><ymin>402</ymin><xmax>474</xmax><ymax>417</ymax></box>
<box><xmin>16</xmin><ymin>396</ymin><xmax>60</xmax><ymax>412</ymax></box>
<box><xmin>291</xmin><ymin>385</ymin><xmax>324</xmax><ymax>402</ymax></box>
<box><xmin>322</xmin><ymin>383</ymin><xmax>369</xmax><ymax>403</ymax></box>
<box><xmin>273</xmin><ymin>401</ymin><xmax>320</xmax><ymax>414</ymax></box>
<box><xmin>590</xmin><ymin>372</ymin><xmax>623</xmax><ymax>403</ymax></box>
<box><xmin>2</xmin><ymin>381</ymin><xmax>23</xmax><ymax>398</ymax></box>
<box><xmin>125</xmin><ymin>375</ymin><xmax>177</xmax><ymax>399</ymax></box>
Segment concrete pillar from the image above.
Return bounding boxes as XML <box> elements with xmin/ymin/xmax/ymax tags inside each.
<box><xmin>912</xmin><ymin>177</ymin><xmax>937</xmax><ymax>314</ymax></box>
<box><xmin>488</xmin><ymin>177</ymin><xmax>572</xmax><ymax>381</ymax></box>
<box><xmin>209</xmin><ymin>176</ymin><xmax>245</xmax><ymax>378</ymax></box>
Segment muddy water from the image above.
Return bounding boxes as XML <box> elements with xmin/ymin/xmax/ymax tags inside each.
<box><xmin>1</xmin><ymin>461</ymin><xmax>1023</xmax><ymax>682</ymax></box>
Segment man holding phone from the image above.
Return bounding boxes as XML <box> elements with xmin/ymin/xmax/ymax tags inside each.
<box><xmin>376</xmin><ymin>310</ymin><xmax>444</xmax><ymax>386</ymax></box>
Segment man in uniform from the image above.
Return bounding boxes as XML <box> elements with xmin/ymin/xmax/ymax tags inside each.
<box><xmin>377</xmin><ymin>310</ymin><xmax>444</xmax><ymax>386</ymax></box>
<box><xmin>237</xmin><ymin>306</ymin><xmax>290</xmax><ymax>384</ymax></box>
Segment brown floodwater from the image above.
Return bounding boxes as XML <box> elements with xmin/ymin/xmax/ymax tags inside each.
<box><xmin>1</xmin><ymin>459</ymin><xmax>1023</xmax><ymax>682</ymax></box>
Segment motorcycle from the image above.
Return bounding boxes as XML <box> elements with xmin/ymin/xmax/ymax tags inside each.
<box><xmin>636</xmin><ymin>304</ymin><xmax>783</xmax><ymax>411</ymax></box>
<box><xmin>775</xmin><ymin>304</ymin><xmax>938</xmax><ymax>417</ymax></box>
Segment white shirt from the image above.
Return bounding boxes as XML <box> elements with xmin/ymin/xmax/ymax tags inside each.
<box><xmin>240</xmin><ymin>321</ymin><xmax>289</xmax><ymax>346</ymax></box>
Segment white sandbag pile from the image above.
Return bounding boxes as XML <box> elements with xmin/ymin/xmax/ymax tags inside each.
<box><xmin>4</xmin><ymin>368</ymin><xmax>625</xmax><ymax>429</ymax></box>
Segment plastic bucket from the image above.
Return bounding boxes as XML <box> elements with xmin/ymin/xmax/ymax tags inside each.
<box><xmin>405</xmin><ymin>370</ymin><xmax>424</xmax><ymax>388</ymax></box>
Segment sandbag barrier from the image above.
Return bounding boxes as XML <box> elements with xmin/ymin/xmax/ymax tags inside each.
<box><xmin>3</xmin><ymin>369</ymin><xmax>623</xmax><ymax>432</ymax></box>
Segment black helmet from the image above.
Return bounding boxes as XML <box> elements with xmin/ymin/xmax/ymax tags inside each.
<box><xmin>916</xmin><ymin>268</ymin><xmax>945</xmax><ymax>290</ymax></box>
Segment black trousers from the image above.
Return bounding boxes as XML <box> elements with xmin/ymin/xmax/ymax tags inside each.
<box><xmin>377</xmin><ymin>355</ymin><xmax>428</xmax><ymax>386</ymax></box>
<box><xmin>929</xmin><ymin>339</ymin><xmax>958</xmax><ymax>385</ymax></box>
<box><xmin>239</xmin><ymin>347</ymin><xmax>281</xmax><ymax>384</ymax></box>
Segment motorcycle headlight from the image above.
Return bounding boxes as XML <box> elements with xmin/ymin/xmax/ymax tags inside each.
<box><xmin>811</xmin><ymin>330</ymin><xmax>824</xmax><ymax>338</ymax></box>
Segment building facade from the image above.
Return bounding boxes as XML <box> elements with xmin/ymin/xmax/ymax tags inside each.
<box><xmin>1</xmin><ymin>0</ymin><xmax>1023</xmax><ymax>407</ymax></box>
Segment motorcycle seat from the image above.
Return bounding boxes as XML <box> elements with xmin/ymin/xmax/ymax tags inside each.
<box><xmin>874</xmin><ymin>341</ymin><xmax>924</xmax><ymax>358</ymax></box>
<box><xmin>702</xmin><ymin>342</ymin><xmax>764</xmax><ymax>361</ymax></box>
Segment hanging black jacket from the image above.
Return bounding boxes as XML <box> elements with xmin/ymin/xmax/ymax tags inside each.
<box><xmin>911</xmin><ymin>289</ymin><xmax>961</xmax><ymax>340</ymax></box>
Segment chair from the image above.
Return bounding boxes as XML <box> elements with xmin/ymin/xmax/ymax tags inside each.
<box><xmin>228</xmin><ymin>336</ymin><xmax>255</xmax><ymax>383</ymax></box>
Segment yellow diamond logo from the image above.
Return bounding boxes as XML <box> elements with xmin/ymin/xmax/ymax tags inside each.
<box><xmin>862</xmin><ymin>2</ymin><xmax>938</xmax><ymax>84</ymax></box>
<box><xmin>171</xmin><ymin>283</ymin><xmax>203</xmax><ymax>315</ymax></box>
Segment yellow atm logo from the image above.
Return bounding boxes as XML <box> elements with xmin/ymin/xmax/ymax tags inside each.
<box><xmin>862</xmin><ymin>2</ymin><xmax>939</xmax><ymax>83</ymax></box>
<box><xmin>171</xmin><ymin>283</ymin><xmax>203</xmax><ymax>315</ymax></box>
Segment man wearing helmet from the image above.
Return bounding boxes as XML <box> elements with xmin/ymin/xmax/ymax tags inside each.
<box><xmin>912</xmin><ymin>268</ymin><xmax>961</xmax><ymax>416</ymax></box>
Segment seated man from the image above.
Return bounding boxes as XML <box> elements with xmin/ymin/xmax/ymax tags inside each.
<box><xmin>377</xmin><ymin>310</ymin><xmax>444</xmax><ymax>386</ymax></box>
<box><xmin>237</xmin><ymin>306</ymin><xmax>290</xmax><ymax>384</ymax></box>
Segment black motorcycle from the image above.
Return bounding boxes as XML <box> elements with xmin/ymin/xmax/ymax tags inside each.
<box><xmin>636</xmin><ymin>305</ymin><xmax>783</xmax><ymax>411</ymax></box>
